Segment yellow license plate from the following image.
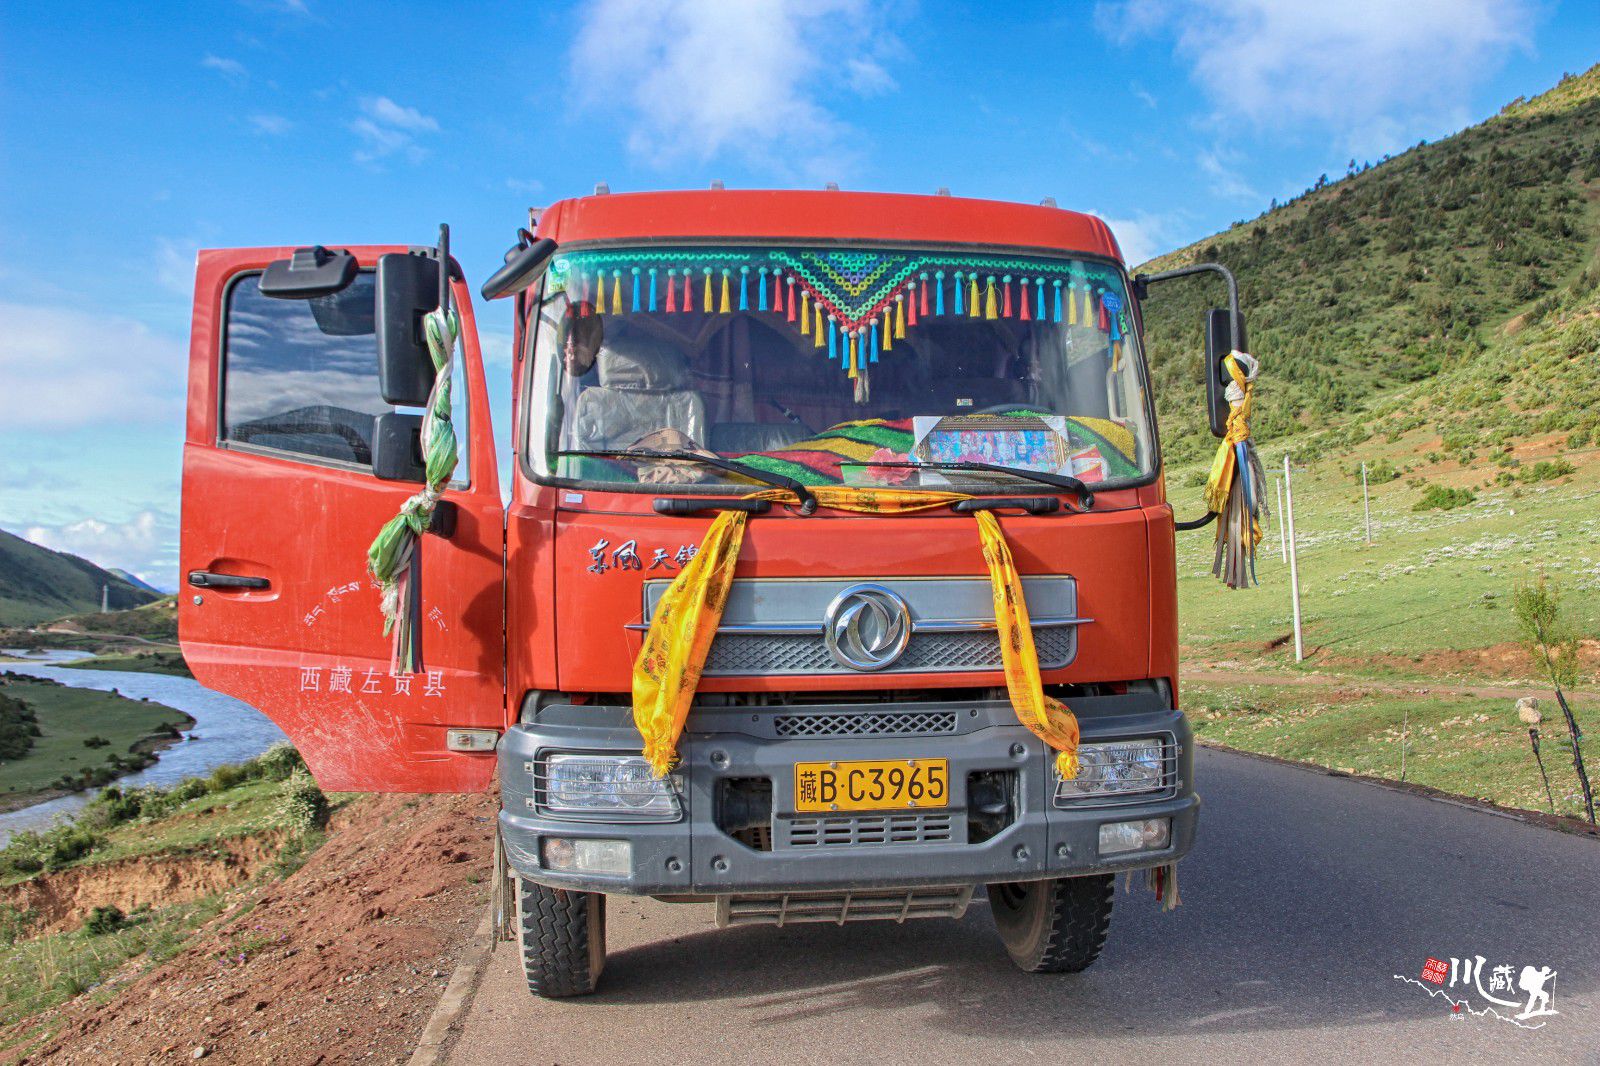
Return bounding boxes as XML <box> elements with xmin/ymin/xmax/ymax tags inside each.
<box><xmin>793</xmin><ymin>759</ymin><xmax>950</xmax><ymax>812</ymax></box>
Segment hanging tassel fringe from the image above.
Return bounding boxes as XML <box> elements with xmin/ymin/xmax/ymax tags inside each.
<box><xmin>935</xmin><ymin>271</ymin><xmax>946</xmax><ymax>315</ymax></box>
<box><xmin>953</xmin><ymin>271</ymin><xmax>964</xmax><ymax>315</ymax></box>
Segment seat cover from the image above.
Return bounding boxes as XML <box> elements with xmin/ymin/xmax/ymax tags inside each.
<box><xmin>571</xmin><ymin>335</ymin><xmax>706</xmax><ymax>450</ymax></box>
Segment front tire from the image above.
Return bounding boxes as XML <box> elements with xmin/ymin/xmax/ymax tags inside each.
<box><xmin>515</xmin><ymin>877</ymin><xmax>606</xmax><ymax>998</ymax></box>
<box><xmin>986</xmin><ymin>874</ymin><xmax>1113</xmax><ymax>973</ymax></box>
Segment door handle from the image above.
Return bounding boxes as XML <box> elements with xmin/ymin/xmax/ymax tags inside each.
<box><xmin>187</xmin><ymin>570</ymin><xmax>270</xmax><ymax>590</ymax></box>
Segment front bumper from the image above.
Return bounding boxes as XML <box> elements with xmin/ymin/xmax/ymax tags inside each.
<box><xmin>499</xmin><ymin>692</ymin><xmax>1198</xmax><ymax>895</ymax></box>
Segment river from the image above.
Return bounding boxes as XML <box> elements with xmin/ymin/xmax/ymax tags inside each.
<box><xmin>0</xmin><ymin>650</ymin><xmax>288</xmax><ymax>843</ymax></box>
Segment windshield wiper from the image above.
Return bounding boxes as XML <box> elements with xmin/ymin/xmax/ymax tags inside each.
<box><xmin>559</xmin><ymin>449</ymin><xmax>817</xmax><ymax>514</ymax></box>
<box><xmin>840</xmin><ymin>460</ymin><xmax>1094</xmax><ymax>509</ymax></box>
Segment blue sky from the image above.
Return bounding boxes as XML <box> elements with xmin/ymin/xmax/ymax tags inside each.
<box><xmin>2</xmin><ymin>0</ymin><xmax>1596</xmax><ymax>588</ymax></box>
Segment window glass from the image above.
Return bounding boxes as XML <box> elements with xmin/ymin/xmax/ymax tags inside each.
<box><xmin>526</xmin><ymin>246</ymin><xmax>1154</xmax><ymax>493</ymax></box>
<box><xmin>222</xmin><ymin>271</ymin><xmax>469</xmax><ymax>475</ymax></box>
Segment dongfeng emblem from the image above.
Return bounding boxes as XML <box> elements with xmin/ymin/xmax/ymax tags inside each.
<box><xmin>823</xmin><ymin>584</ymin><xmax>913</xmax><ymax>671</ymax></box>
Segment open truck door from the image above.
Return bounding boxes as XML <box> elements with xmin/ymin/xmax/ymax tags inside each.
<box><xmin>179</xmin><ymin>241</ymin><xmax>505</xmax><ymax>792</ymax></box>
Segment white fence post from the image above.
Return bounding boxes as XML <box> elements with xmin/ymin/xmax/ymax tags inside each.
<box><xmin>1284</xmin><ymin>455</ymin><xmax>1304</xmax><ymax>663</ymax></box>
<box><xmin>1362</xmin><ymin>461</ymin><xmax>1372</xmax><ymax>545</ymax></box>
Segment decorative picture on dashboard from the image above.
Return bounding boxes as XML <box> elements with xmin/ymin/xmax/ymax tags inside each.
<box><xmin>912</xmin><ymin>415</ymin><xmax>1070</xmax><ymax>472</ymax></box>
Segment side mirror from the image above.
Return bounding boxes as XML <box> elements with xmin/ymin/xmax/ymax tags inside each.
<box><xmin>371</xmin><ymin>412</ymin><xmax>426</xmax><ymax>482</ymax></box>
<box><xmin>375</xmin><ymin>253</ymin><xmax>441</xmax><ymax>407</ymax></box>
<box><xmin>1204</xmin><ymin>307</ymin><xmax>1248</xmax><ymax>437</ymax></box>
<box><xmin>260</xmin><ymin>246</ymin><xmax>357</xmax><ymax>299</ymax></box>
<box><xmin>481</xmin><ymin>237</ymin><xmax>557</xmax><ymax>301</ymax></box>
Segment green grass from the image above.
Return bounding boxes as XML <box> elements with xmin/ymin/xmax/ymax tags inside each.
<box><xmin>1173</xmin><ymin>441</ymin><xmax>1600</xmax><ymax>668</ymax></box>
<box><xmin>65</xmin><ymin>652</ymin><xmax>191</xmax><ymax>677</ymax></box>
<box><xmin>1186</xmin><ymin>680</ymin><xmax>1598</xmax><ymax>821</ymax></box>
<box><xmin>0</xmin><ymin>676</ymin><xmax>191</xmax><ymax>807</ymax></box>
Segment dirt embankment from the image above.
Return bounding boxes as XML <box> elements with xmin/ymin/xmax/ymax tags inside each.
<box><xmin>1</xmin><ymin>833</ymin><xmax>285</xmax><ymax>936</ymax></box>
<box><xmin>4</xmin><ymin>791</ymin><xmax>494</xmax><ymax>1066</ymax></box>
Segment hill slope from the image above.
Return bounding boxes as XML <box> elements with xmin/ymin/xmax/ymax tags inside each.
<box><xmin>1139</xmin><ymin>64</ymin><xmax>1600</xmax><ymax>464</ymax></box>
<box><xmin>0</xmin><ymin>529</ymin><xmax>160</xmax><ymax>627</ymax></box>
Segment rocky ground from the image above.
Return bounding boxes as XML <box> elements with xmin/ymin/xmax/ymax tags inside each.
<box><xmin>3</xmin><ymin>792</ymin><xmax>494</xmax><ymax>1065</ymax></box>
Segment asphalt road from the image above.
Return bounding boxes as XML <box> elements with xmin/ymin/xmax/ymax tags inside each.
<box><xmin>447</xmin><ymin>748</ymin><xmax>1600</xmax><ymax>1064</ymax></box>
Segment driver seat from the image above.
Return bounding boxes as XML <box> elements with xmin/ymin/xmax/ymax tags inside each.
<box><xmin>571</xmin><ymin>335</ymin><xmax>706</xmax><ymax>450</ymax></box>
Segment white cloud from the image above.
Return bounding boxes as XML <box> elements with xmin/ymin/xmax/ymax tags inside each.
<box><xmin>1098</xmin><ymin>0</ymin><xmax>1535</xmax><ymax>154</ymax></box>
<box><xmin>350</xmin><ymin>95</ymin><xmax>440</xmax><ymax>164</ymax></box>
<box><xmin>1197</xmin><ymin>145</ymin><xmax>1258</xmax><ymax>201</ymax></box>
<box><xmin>23</xmin><ymin>511</ymin><xmax>177</xmax><ymax>590</ymax></box>
<box><xmin>249</xmin><ymin>113</ymin><xmax>293</xmax><ymax>135</ymax></box>
<box><xmin>0</xmin><ymin>301</ymin><xmax>186</xmax><ymax>429</ymax></box>
<box><xmin>1099</xmin><ymin>212</ymin><xmax>1180</xmax><ymax>267</ymax></box>
<box><xmin>569</xmin><ymin>0</ymin><xmax>901</xmax><ymax>175</ymax></box>
<box><xmin>201</xmin><ymin>54</ymin><xmax>248</xmax><ymax>84</ymax></box>
<box><xmin>154</xmin><ymin>237</ymin><xmax>199</xmax><ymax>297</ymax></box>
<box><xmin>505</xmin><ymin>177</ymin><xmax>544</xmax><ymax>196</ymax></box>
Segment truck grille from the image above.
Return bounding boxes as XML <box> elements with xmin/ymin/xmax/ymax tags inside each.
<box><xmin>716</xmin><ymin>885</ymin><xmax>974</xmax><ymax>927</ymax></box>
<box><xmin>781</xmin><ymin>811</ymin><xmax>957</xmax><ymax>848</ymax></box>
<box><xmin>772</xmin><ymin>710</ymin><xmax>959</xmax><ymax>738</ymax></box>
<box><xmin>705</xmin><ymin>625</ymin><xmax>1075</xmax><ymax>677</ymax></box>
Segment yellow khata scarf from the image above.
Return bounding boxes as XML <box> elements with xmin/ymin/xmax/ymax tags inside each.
<box><xmin>632</xmin><ymin>486</ymin><xmax>1081</xmax><ymax>780</ymax></box>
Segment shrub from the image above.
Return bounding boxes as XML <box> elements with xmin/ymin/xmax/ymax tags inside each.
<box><xmin>277</xmin><ymin>771</ymin><xmax>330</xmax><ymax>833</ymax></box>
<box><xmin>168</xmin><ymin>778</ymin><xmax>209</xmax><ymax>803</ymax></box>
<box><xmin>1518</xmin><ymin>459</ymin><xmax>1575</xmax><ymax>483</ymax></box>
<box><xmin>0</xmin><ymin>903</ymin><xmax>36</xmax><ymax>946</ymax></box>
<box><xmin>1413</xmin><ymin>484</ymin><xmax>1477</xmax><ymax>511</ymax></box>
<box><xmin>83</xmin><ymin>735</ymin><xmax>110</xmax><ymax>749</ymax></box>
<box><xmin>83</xmin><ymin>905</ymin><xmax>127</xmax><ymax>936</ymax></box>
<box><xmin>255</xmin><ymin>743</ymin><xmax>306</xmax><ymax>783</ymax></box>
<box><xmin>206</xmin><ymin>763</ymin><xmax>250</xmax><ymax>793</ymax></box>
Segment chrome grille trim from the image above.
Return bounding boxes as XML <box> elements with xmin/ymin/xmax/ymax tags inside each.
<box><xmin>771</xmin><ymin>710</ymin><xmax>959</xmax><ymax>738</ymax></box>
<box><xmin>637</xmin><ymin>574</ymin><xmax>1085</xmax><ymax>677</ymax></box>
<box><xmin>716</xmin><ymin>885</ymin><xmax>973</xmax><ymax>926</ymax></box>
<box><xmin>781</xmin><ymin>811</ymin><xmax>957</xmax><ymax>848</ymax></box>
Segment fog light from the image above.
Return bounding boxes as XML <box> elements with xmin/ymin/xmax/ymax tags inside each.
<box><xmin>1097</xmin><ymin>817</ymin><xmax>1171</xmax><ymax>856</ymax></box>
<box><xmin>541</xmin><ymin>837</ymin><xmax>632</xmax><ymax>876</ymax></box>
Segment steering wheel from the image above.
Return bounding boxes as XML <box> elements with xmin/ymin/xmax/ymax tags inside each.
<box><xmin>971</xmin><ymin>402</ymin><xmax>1055</xmax><ymax>416</ymax></box>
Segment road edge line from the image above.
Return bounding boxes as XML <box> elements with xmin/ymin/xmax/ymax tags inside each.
<box><xmin>409</xmin><ymin>902</ymin><xmax>497</xmax><ymax>1066</ymax></box>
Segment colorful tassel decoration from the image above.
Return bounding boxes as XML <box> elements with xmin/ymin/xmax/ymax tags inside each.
<box><xmin>719</xmin><ymin>269</ymin><xmax>731</xmax><ymax>314</ymax></box>
<box><xmin>702</xmin><ymin>268</ymin><xmax>712</xmax><ymax>312</ymax></box>
<box><xmin>1097</xmin><ymin>290</ymin><xmax>1108</xmax><ymax>331</ymax></box>
<box><xmin>777</xmin><ymin>272</ymin><xmax>789</xmax><ymax>317</ymax></box>
<box><xmin>631</xmin><ymin>268</ymin><xmax>641</xmax><ymax>313</ymax></box>
<box><xmin>1036</xmin><ymin>277</ymin><xmax>1046</xmax><ymax>320</ymax></box>
<box><xmin>953</xmin><ymin>271</ymin><xmax>964</xmax><ymax>315</ymax></box>
<box><xmin>1067</xmin><ymin>282</ymin><xmax>1078</xmax><ymax>325</ymax></box>
<box><xmin>881</xmin><ymin>309</ymin><xmax>891</xmax><ymax>350</ymax></box>
<box><xmin>665</xmin><ymin>269</ymin><xmax>677</xmax><ymax>312</ymax></box>
<box><xmin>684</xmin><ymin>269</ymin><xmax>695</xmax><ymax>312</ymax></box>
<box><xmin>757</xmin><ymin>267</ymin><xmax>768</xmax><ymax>311</ymax></box>
<box><xmin>1105</xmin><ymin>292</ymin><xmax>1123</xmax><ymax>341</ymax></box>
<box><xmin>648</xmin><ymin>268</ymin><xmax>658</xmax><ymax>311</ymax></box>
<box><xmin>738</xmin><ymin>266</ymin><xmax>749</xmax><ymax>311</ymax></box>
<box><xmin>869</xmin><ymin>318</ymin><xmax>879</xmax><ymax>359</ymax></box>
<box><xmin>800</xmin><ymin>289</ymin><xmax>810</xmax><ymax>334</ymax></box>
<box><xmin>1018</xmin><ymin>277</ymin><xmax>1030</xmax><ymax>321</ymax></box>
<box><xmin>593</xmin><ymin>271</ymin><xmax>606</xmax><ymax>315</ymax></box>
<box><xmin>919</xmin><ymin>272</ymin><xmax>929</xmax><ymax>317</ymax></box>
<box><xmin>1082</xmin><ymin>285</ymin><xmax>1094</xmax><ymax>325</ymax></box>
<box><xmin>1002</xmin><ymin>275</ymin><xmax>1012</xmax><ymax>318</ymax></box>
<box><xmin>612</xmin><ymin>271</ymin><xmax>622</xmax><ymax>314</ymax></box>
<box><xmin>1052</xmin><ymin>279</ymin><xmax>1062</xmax><ymax>322</ymax></box>
<box><xmin>827</xmin><ymin>317</ymin><xmax>837</xmax><ymax>360</ymax></box>
<box><xmin>895</xmin><ymin>293</ymin><xmax>906</xmax><ymax>337</ymax></box>
<box><xmin>970</xmin><ymin>275</ymin><xmax>981</xmax><ymax>318</ymax></box>
<box><xmin>905</xmin><ymin>287</ymin><xmax>917</xmax><ymax>327</ymax></box>
<box><xmin>935</xmin><ymin>271</ymin><xmax>946</xmax><ymax>315</ymax></box>
<box><xmin>813</xmin><ymin>303</ymin><xmax>824</xmax><ymax>347</ymax></box>
<box><xmin>848</xmin><ymin>330</ymin><xmax>858</xmax><ymax>378</ymax></box>
<box><xmin>984</xmin><ymin>276</ymin><xmax>997</xmax><ymax>320</ymax></box>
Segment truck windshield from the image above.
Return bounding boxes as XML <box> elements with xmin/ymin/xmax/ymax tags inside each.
<box><xmin>525</xmin><ymin>245</ymin><xmax>1155</xmax><ymax>493</ymax></box>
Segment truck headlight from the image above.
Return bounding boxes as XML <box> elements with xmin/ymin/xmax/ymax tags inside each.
<box><xmin>1055</xmin><ymin>738</ymin><xmax>1168</xmax><ymax>804</ymax></box>
<box><xmin>538</xmin><ymin>753</ymin><xmax>680</xmax><ymax>818</ymax></box>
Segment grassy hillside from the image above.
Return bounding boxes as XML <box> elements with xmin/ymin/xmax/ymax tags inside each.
<box><xmin>1139</xmin><ymin>65</ymin><xmax>1600</xmax><ymax>466</ymax></box>
<box><xmin>0</xmin><ymin>530</ymin><xmax>159</xmax><ymax>628</ymax></box>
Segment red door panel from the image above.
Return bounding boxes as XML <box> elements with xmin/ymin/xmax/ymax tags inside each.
<box><xmin>179</xmin><ymin>247</ymin><xmax>505</xmax><ymax>792</ymax></box>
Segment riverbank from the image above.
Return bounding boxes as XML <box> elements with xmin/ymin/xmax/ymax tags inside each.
<box><xmin>0</xmin><ymin>662</ymin><xmax>287</xmax><ymax>844</ymax></box>
<box><xmin>0</xmin><ymin>673</ymin><xmax>195</xmax><ymax>815</ymax></box>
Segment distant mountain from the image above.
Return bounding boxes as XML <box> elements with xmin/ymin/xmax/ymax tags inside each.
<box><xmin>109</xmin><ymin>568</ymin><xmax>163</xmax><ymax>595</ymax></box>
<box><xmin>0</xmin><ymin>528</ymin><xmax>161</xmax><ymax>627</ymax></box>
<box><xmin>1139</xmin><ymin>64</ymin><xmax>1600</xmax><ymax>465</ymax></box>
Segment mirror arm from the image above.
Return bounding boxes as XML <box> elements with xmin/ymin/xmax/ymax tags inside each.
<box><xmin>1134</xmin><ymin>262</ymin><xmax>1244</xmax><ymax>352</ymax></box>
<box><xmin>1174</xmin><ymin>510</ymin><xmax>1218</xmax><ymax>531</ymax></box>
<box><xmin>436</xmin><ymin>223</ymin><xmax>451</xmax><ymax>320</ymax></box>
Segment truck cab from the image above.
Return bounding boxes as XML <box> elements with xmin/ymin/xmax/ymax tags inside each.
<box><xmin>181</xmin><ymin>189</ymin><xmax>1221</xmax><ymax>998</ymax></box>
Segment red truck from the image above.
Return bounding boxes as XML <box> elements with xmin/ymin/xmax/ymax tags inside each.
<box><xmin>179</xmin><ymin>188</ymin><xmax>1249</xmax><ymax>997</ymax></box>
